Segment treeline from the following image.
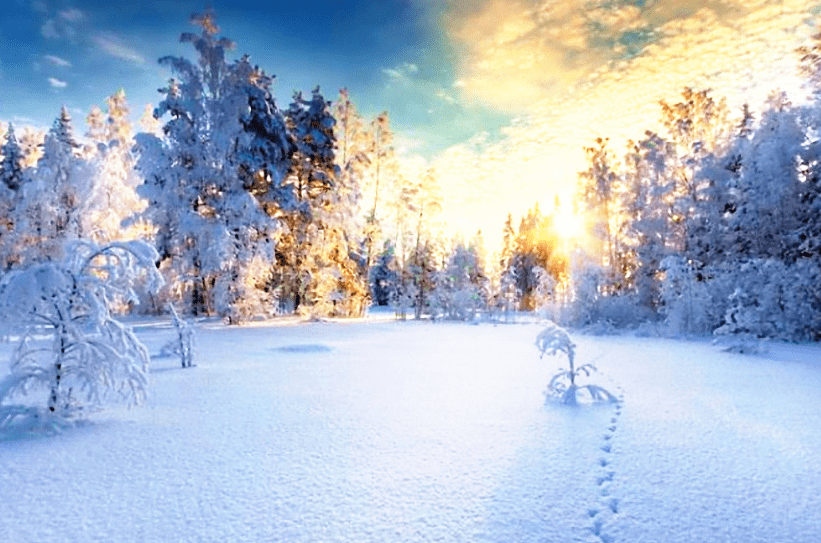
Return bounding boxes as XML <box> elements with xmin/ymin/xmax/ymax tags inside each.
<box><xmin>0</xmin><ymin>12</ymin><xmax>481</xmax><ymax>323</ymax></box>
<box><xmin>4</xmin><ymin>10</ymin><xmax>820</xmax><ymax>337</ymax></box>
<box><xmin>500</xmin><ymin>41</ymin><xmax>821</xmax><ymax>341</ymax></box>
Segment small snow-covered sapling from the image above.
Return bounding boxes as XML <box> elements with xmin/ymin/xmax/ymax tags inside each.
<box><xmin>163</xmin><ymin>304</ymin><xmax>195</xmax><ymax>368</ymax></box>
<box><xmin>535</xmin><ymin>321</ymin><xmax>617</xmax><ymax>405</ymax></box>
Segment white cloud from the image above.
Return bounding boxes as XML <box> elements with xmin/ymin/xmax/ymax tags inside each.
<box><xmin>435</xmin><ymin>89</ymin><xmax>457</xmax><ymax>104</ymax></box>
<box><xmin>40</xmin><ymin>14</ymin><xmax>80</xmax><ymax>42</ymax></box>
<box><xmin>41</xmin><ymin>19</ymin><xmax>59</xmax><ymax>39</ymax></box>
<box><xmin>93</xmin><ymin>33</ymin><xmax>146</xmax><ymax>65</ymax></box>
<box><xmin>59</xmin><ymin>8</ymin><xmax>84</xmax><ymax>22</ymax></box>
<box><xmin>382</xmin><ymin>68</ymin><xmax>403</xmax><ymax>79</ymax></box>
<box><xmin>382</xmin><ymin>61</ymin><xmax>420</xmax><ymax>81</ymax></box>
<box><xmin>48</xmin><ymin>77</ymin><xmax>67</xmax><ymax>88</ymax></box>
<box><xmin>44</xmin><ymin>54</ymin><xmax>71</xmax><ymax>68</ymax></box>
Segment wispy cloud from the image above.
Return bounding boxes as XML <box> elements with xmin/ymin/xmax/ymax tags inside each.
<box><xmin>382</xmin><ymin>62</ymin><xmax>420</xmax><ymax>81</ymax></box>
<box><xmin>48</xmin><ymin>77</ymin><xmax>67</xmax><ymax>88</ymax></box>
<box><xmin>93</xmin><ymin>33</ymin><xmax>146</xmax><ymax>65</ymax></box>
<box><xmin>435</xmin><ymin>89</ymin><xmax>457</xmax><ymax>104</ymax></box>
<box><xmin>40</xmin><ymin>19</ymin><xmax>60</xmax><ymax>39</ymax></box>
<box><xmin>44</xmin><ymin>54</ymin><xmax>71</xmax><ymax>68</ymax></box>
<box><xmin>58</xmin><ymin>8</ymin><xmax>84</xmax><ymax>22</ymax></box>
<box><xmin>37</xmin><ymin>6</ymin><xmax>84</xmax><ymax>42</ymax></box>
<box><xmin>40</xmin><ymin>8</ymin><xmax>84</xmax><ymax>41</ymax></box>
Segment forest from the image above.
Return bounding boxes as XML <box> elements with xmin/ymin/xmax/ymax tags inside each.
<box><xmin>0</xmin><ymin>11</ymin><xmax>819</xmax><ymax>342</ymax></box>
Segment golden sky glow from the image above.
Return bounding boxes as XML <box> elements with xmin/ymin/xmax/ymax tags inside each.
<box><xmin>432</xmin><ymin>0</ymin><xmax>819</xmax><ymax>254</ymax></box>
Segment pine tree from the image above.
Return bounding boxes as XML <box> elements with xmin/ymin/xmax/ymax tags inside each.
<box><xmin>14</xmin><ymin>107</ymin><xmax>92</xmax><ymax>265</ymax></box>
<box><xmin>135</xmin><ymin>11</ymin><xmax>289</xmax><ymax>321</ymax></box>
<box><xmin>498</xmin><ymin>213</ymin><xmax>521</xmax><ymax>318</ymax></box>
<box><xmin>1</xmin><ymin>124</ymin><xmax>26</xmax><ymax>191</ymax></box>
<box><xmin>621</xmin><ymin>131</ymin><xmax>676</xmax><ymax>311</ymax></box>
<box><xmin>0</xmin><ymin>124</ymin><xmax>24</xmax><ymax>270</ymax></box>
<box><xmin>274</xmin><ymin>87</ymin><xmax>338</xmax><ymax>315</ymax></box>
<box><xmin>85</xmin><ymin>106</ymin><xmax>107</xmax><ymax>148</ymax></box>
<box><xmin>508</xmin><ymin>205</ymin><xmax>564</xmax><ymax>310</ymax></box>
<box><xmin>17</xmin><ymin>127</ymin><xmax>46</xmax><ymax>169</ymax></box>
<box><xmin>432</xmin><ymin>238</ymin><xmax>485</xmax><ymax>321</ymax></box>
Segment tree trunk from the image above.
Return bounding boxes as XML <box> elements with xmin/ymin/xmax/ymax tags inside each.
<box><xmin>49</xmin><ymin>324</ymin><xmax>67</xmax><ymax>413</ymax></box>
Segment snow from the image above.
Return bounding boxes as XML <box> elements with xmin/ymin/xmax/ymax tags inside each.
<box><xmin>1</xmin><ymin>319</ymin><xmax>820</xmax><ymax>542</ymax></box>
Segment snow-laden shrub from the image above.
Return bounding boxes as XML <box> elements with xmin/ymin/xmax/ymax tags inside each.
<box><xmin>532</xmin><ymin>266</ymin><xmax>556</xmax><ymax>318</ymax></box>
<box><xmin>564</xmin><ymin>263</ymin><xmax>607</xmax><ymax>327</ymax></box>
<box><xmin>160</xmin><ymin>304</ymin><xmax>195</xmax><ymax>368</ymax></box>
<box><xmin>535</xmin><ymin>321</ymin><xmax>617</xmax><ymax>405</ymax></box>
<box><xmin>0</xmin><ymin>240</ymin><xmax>162</xmax><ymax>430</ymax></box>
<box><xmin>660</xmin><ymin>256</ymin><xmax>713</xmax><ymax>336</ymax></box>
<box><xmin>714</xmin><ymin>258</ymin><xmax>821</xmax><ymax>343</ymax></box>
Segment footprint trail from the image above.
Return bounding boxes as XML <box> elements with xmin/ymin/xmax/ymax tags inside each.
<box><xmin>584</xmin><ymin>383</ymin><xmax>625</xmax><ymax>543</ymax></box>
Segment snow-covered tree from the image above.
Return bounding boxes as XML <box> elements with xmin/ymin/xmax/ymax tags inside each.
<box><xmin>620</xmin><ymin>131</ymin><xmax>676</xmax><ymax>311</ymax></box>
<box><xmin>13</xmin><ymin>107</ymin><xmax>93</xmax><ymax>265</ymax></box>
<box><xmin>714</xmin><ymin>259</ymin><xmax>821</xmax><ymax>343</ymax></box>
<box><xmin>659</xmin><ymin>88</ymin><xmax>732</xmax><ymax>261</ymax></box>
<box><xmin>407</xmin><ymin>167</ymin><xmax>444</xmax><ymax>318</ymax></box>
<box><xmin>579</xmin><ymin>137</ymin><xmax>621</xmax><ymax>279</ymax></box>
<box><xmin>0</xmin><ymin>124</ymin><xmax>25</xmax><ymax>270</ymax></box>
<box><xmin>536</xmin><ymin>321</ymin><xmax>617</xmax><ymax>405</ymax></box>
<box><xmin>333</xmin><ymin>88</ymin><xmax>370</xmax><ymax>232</ymax></box>
<box><xmin>161</xmin><ymin>304</ymin><xmax>195</xmax><ymax>368</ymax></box>
<box><xmin>505</xmin><ymin>206</ymin><xmax>564</xmax><ymax>310</ymax></box>
<box><xmin>17</xmin><ymin>126</ymin><xmax>46</xmax><ymax>169</ymax></box>
<box><xmin>1</xmin><ymin>124</ymin><xmax>25</xmax><ymax>192</ymax></box>
<box><xmin>716</xmin><ymin>92</ymin><xmax>804</xmax><ymax>262</ymax></box>
<box><xmin>135</xmin><ymin>11</ymin><xmax>289</xmax><ymax>322</ymax></box>
<box><xmin>0</xmin><ymin>240</ymin><xmax>162</xmax><ymax>429</ymax></box>
<box><xmin>85</xmin><ymin>90</ymin><xmax>148</xmax><ymax>244</ymax></box>
<box><xmin>370</xmin><ymin>241</ymin><xmax>399</xmax><ymax>306</ymax></box>
<box><xmin>363</xmin><ymin>112</ymin><xmax>397</xmax><ymax>277</ymax></box>
<box><xmin>431</xmin><ymin>238</ymin><xmax>486</xmax><ymax>321</ymax></box>
<box><xmin>659</xmin><ymin>255</ymin><xmax>713</xmax><ymax>336</ymax></box>
<box><xmin>273</xmin><ymin>86</ymin><xmax>369</xmax><ymax>317</ymax></box>
<box><xmin>85</xmin><ymin>105</ymin><xmax>107</xmax><ymax>150</ymax></box>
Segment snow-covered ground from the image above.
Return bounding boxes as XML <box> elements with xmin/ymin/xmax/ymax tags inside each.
<box><xmin>1</xmin><ymin>318</ymin><xmax>820</xmax><ymax>543</ymax></box>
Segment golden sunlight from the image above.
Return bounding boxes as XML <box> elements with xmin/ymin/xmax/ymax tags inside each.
<box><xmin>554</xmin><ymin>208</ymin><xmax>585</xmax><ymax>243</ymax></box>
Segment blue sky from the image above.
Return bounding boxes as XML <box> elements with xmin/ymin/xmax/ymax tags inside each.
<box><xmin>0</xmin><ymin>0</ymin><xmax>512</xmax><ymax>156</ymax></box>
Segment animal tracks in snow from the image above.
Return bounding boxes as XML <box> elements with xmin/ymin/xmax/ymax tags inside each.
<box><xmin>584</xmin><ymin>386</ymin><xmax>625</xmax><ymax>543</ymax></box>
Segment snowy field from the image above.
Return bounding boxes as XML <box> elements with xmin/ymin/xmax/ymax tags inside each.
<box><xmin>1</xmin><ymin>318</ymin><xmax>820</xmax><ymax>543</ymax></box>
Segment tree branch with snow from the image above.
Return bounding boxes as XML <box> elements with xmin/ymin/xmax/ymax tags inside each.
<box><xmin>0</xmin><ymin>240</ymin><xmax>163</xmax><ymax>431</ymax></box>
